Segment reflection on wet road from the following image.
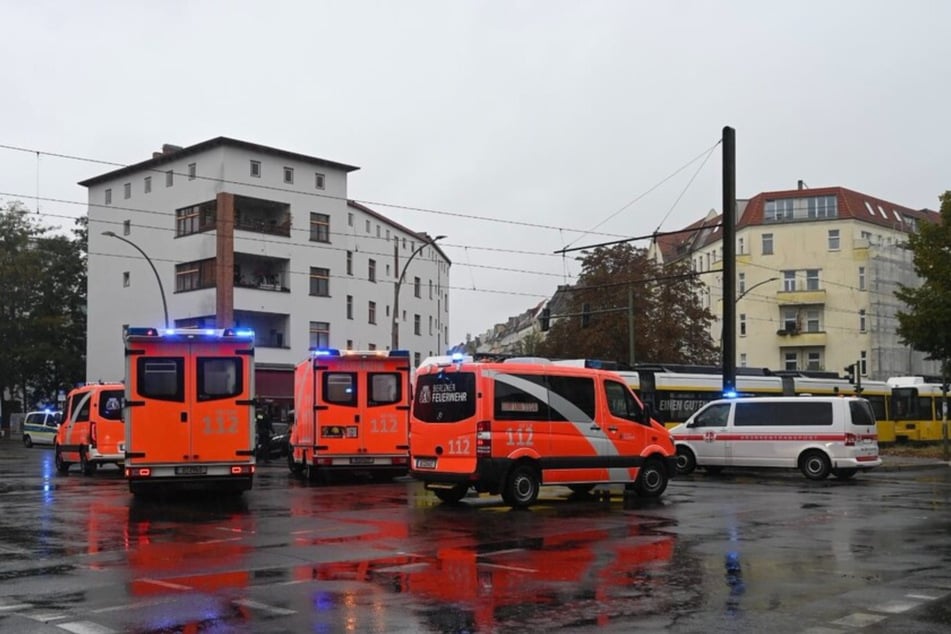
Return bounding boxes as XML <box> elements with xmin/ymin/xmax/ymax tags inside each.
<box><xmin>1</xmin><ymin>444</ymin><xmax>950</xmax><ymax>633</ymax></box>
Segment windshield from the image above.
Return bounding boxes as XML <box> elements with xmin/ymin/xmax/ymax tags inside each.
<box><xmin>414</xmin><ymin>371</ymin><xmax>476</xmax><ymax>423</ymax></box>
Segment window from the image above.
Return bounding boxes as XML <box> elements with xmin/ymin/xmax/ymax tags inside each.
<box><xmin>828</xmin><ymin>229</ymin><xmax>840</xmax><ymax>250</ymax></box>
<box><xmin>347</xmin><ymin>212</ymin><xmax>354</xmax><ymax>227</ymax></box>
<box><xmin>859</xmin><ymin>309</ymin><xmax>867</xmax><ymax>332</ymax></box>
<box><xmin>414</xmin><ymin>276</ymin><xmax>421</xmax><ymax>298</ymax></box>
<box><xmin>805</xmin><ymin>269</ymin><xmax>820</xmax><ymax>291</ymax></box>
<box><xmin>366</xmin><ymin>219</ymin><xmax>371</xmax><ymax>233</ymax></box>
<box><xmin>105</xmin><ymin>188</ymin><xmax>112</xmax><ymax>205</ymax></box>
<box><xmin>764</xmin><ymin>198</ymin><xmax>794</xmax><ymax>221</ymax></box>
<box><xmin>315</xmin><ymin>172</ymin><xmax>325</xmax><ymax>189</ymax></box>
<box><xmin>346</xmin><ymin>251</ymin><xmax>353</xmax><ymax>276</ymax></box>
<box><xmin>415</xmin><ymin>372</ymin><xmax>477</xmax><ymax>423</ymax></box>
<box><xmin>386</xmin><ymin>264</ymin><xmax>391</xmax><ymax>277</ymax></box>
<box><xmin>738</xmin><ymin>272</ymin><xmax>746</xmax><ymax>295</ymax></box>
<box><xmin>123</xmin><ymin>220</ymin><xmax>131</xmax><ymax>235</ymax></box>
<box><xmin>250</xmin><ymin>160</ymin><xmax>261</xmax><ymax>177</ymax></box>
<box><xmin>782</xmin><ymin>308</ymin><xmax>799</xmax><ymax>332</ymax></box>
<box><xmin>376</xmin><ymin>224</ymin><xmax>381</xmax><ymax>238</ymax></box>
<box><xmin>808</xmin><ymin>195</ymin><xmax>837</xmax><ymax>218</ymax></box>
<box><xmin>414</xmin><ymin>352</ymin><xmax>420</xmax><ymax>367</ymax></box>
<box><xmin>369</xmin><ymin>373</ymin><xmax>402</xmax><ymax>406</ymax></box>
<box><xmin>735</xmin><ymin>401</ymin><xmax>833</xmax><ymax>427</ymax></box>
<box><xmin>429</xmin><ymin>280</ymin><xmax>433</xmax><ymax>299</ymax></box>
<box><xmin>428</xmin><ymin>315</ymin><xmax>433</xmax><ymax>335</ymax></box>
<box><xmin>762</xmin><ymin>233</ymin><xmax>773</xmax><ymax>255</ymax></box>
<box><xmin>346</xmin><ymin>339</ymin><xmax>353</xmax><ymax>350</ymax></box>
<box><xmin>136</xmin><ymin>357</ymin><xmax>185</xmax><ymax>402</ymax></box>
<box><xmin>739</xmin><ymin>313</ymin><xmax>747</xmax><ymax>336</ymax></box>
<box><xmin>860</xmin><ymin>350</ymin><xmax>868</xmax><ymax>375</ymax></box>
<box><xmin>309</xmin><ymin>321</ymin><xmax>330</xmax><ymax>349</ymax></box>
<box><xmin>414</xmin><ymin>314</ymin><xmax>421</xmax><ymax>335</ymax></box>
<box><xmin>805</xmin><ymin>309</ymin><xmax>820</xmax><ymax>332</ymax></box>
<box><xmin>739</xmin><ymin>353</ymin><xmax>747</xmax><ymax>367</ymax></box>
<box><xmin>346</xmin><ymin>295</ymin><xmax>354</xmax><ymax>319</ymax></box>
<box><xmin>175</xmin><ymin>259</ymin><xmax>215</xmax><ymax>291</ymax></box>
<box><xmin>188</xmin><ymin>163</ymin><xmax>196</xmax><ymax>180</ymax></box>
<box><xmin>368</xmin><ymin>301</ymin><xmax>377</xmax><ymax>324</ymax></box>
<box><xmin>309</xmin><ymin>267</ymin><xmax>330</xmax><ymax>296</ymax></box>
<box><xmin>605</xmin><ymin>380</ymin><xmax>645</xmax><ymax>423</ymax></box>
<box><xmin>123</xmin><ymin>183</ymin><xmax>131</xmax><ymax>199</ymax></box>
<box><xmin>368</xmin><ymin>259</ymin><xmax>376</xmax><ymax>282</ymax></box>
<box><xmin>310</xmin><ymin>212</ymin><xmax>330</xmax><ymax>242</ymax></box>
<box><xmin>323</xmin><ymin>373</ymin><xmax>356</xmax><ymax>406</ymax></box>
<box><xmin>123</xmin><ymin>271</ymin><xmax>130</xmax><ymax>287</ymax></box>
<box><xmin>283</xmin><ymin>167</ymin><xmax>294</xmax><ymax>184</ymax></box>
<box><xmin>693</xmin><ymin>403</ymin><xmax>731</xmax><ymax>428</ymax></box>
<box><xmin>144</xmin><ymin>176</ymin><xmax>152</xmax><ymax>193</ymax></box>
<box><xmin>197</xmin><ymin>358</ymin><xmax>242</xmax><ymax>401</ymax></box>
<box><xmin>175</xmin><ymin>201</ymin><xmax>216</xmax><ymax>236</ymax></box>
<box><xmin>738</xmin><ymin>237</ymin><xmax>744</xmax><ymax>255</ymax></box>
<box><xmin>166</xmin><ymin>170</ymin><xmax>173</xmax><ymax>187</ymax></box>
<box><xmin>369</xmin><ymin>343</ymin><xmax>377</xmax><ymax>351</ymax></box>
<box><xmin>783</xmin><ymin>270</ymin><xmax>796</xmax><ymax>292</ymax></box>
<box><xmin>783</xmin><ymin>352</ymin><xmax>797</xmax><ymax>371</ymax></box>
<box><xmin>859</xmin><ymin>266</ymin><xmax>866</xmax><ymax>291</ymax></box>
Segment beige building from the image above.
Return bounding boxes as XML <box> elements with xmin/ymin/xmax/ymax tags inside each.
<box><xmin>650</xmin><ymin>184</ymin><xmax>941</xmax><ymax>380</ymax></box>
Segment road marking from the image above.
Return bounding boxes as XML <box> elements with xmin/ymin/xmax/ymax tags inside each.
<box><xmin>137</xmin><ymin>578</ymin><xmax>192</xmax><ymax>590</ymax></box>
<box><xmin>92</xmin><ymin>598</ymin><xmax>168</xmax><ymax>614</ymax></box>
<box><xmin>907</xmin><ymin>592</ymin><xmax>941</xmax><ymax>600</ymax></box>
<box><xmin>27</xmin><ymin>611</ymin><xmax>68</xmax><ymax>622</ymax></box>
<box><xmin>831</xmin><ymin>612</ymin><xmax>887</xmax><ymax>627</ymax></box>
<box><xmin>233</xmin><ymin>599</ymin><xmax>296</xmax><ymax>616</ymax></box>
<box><xmin>0</xmin><ymin>601</ymin><xmax>31</xmax><ymax>612</ymax></box>
<box><xmin>873</xmin><ymin>599</ymin><xmax>922</xmax><ymax>614</ymax></box>
<box><xmin>58</xmin><ymin>621</ymin><xmax>118</xmax><ymax>634</ymax></box>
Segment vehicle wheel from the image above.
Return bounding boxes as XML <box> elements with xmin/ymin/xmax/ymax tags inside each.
<box><xmin>54</xmin><ymin>445</ymin><xmax>70</xmax><ymax>474</ymax></box>
<box><xmin>635</xmin><ymin>457</ymin><xmax>669</xmax><ymax>498</ymax></box>
<box><xmin>80</xmin><ymin>447</ymin><xmax>97</xmax><ymax>476</ymax></box>
<box><xmin>503</xmin><ymin>464</ymin><xmax>540</xmax><ymax>508</ymax></box>
<box><xmin>704</xmin><ymin>466</ymin><xmax>724</xmax><ymax>475</ymax></box>
<box><xmin>799</xmin><ymin>450</ymin><xmax>831</xmax><ymax>481</ymax></box>
<box><xmin>287</xmin><ymin>452</ymin><xmax>305</xmax><ymax>476</ymax></box>
<box><xmin>433</xmin><ymin>483</ymin><xmax>468</xmax><ymax>504</ymax></box>
<box><xmin>568</xmin><ymin>484</ymin><xmax>595</xmax><ymax>495</ymax></box>
<box><xmin>832</xmin><ymin>468</ymin><xmax>857</xmax><ymax>480</ymax></box>
<box><xmin>675</xmin><ymin>446</ymin><xmax>697</xmax><ymax>475</ymax></box>
<box><xmin>23</xmin><ymin>435</ymin><xmax>33</xmax><ymax>448</ymax></box>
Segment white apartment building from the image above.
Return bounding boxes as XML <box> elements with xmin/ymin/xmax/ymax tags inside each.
<box><xmin>650</xmin><ymin>184</ymin><xmax>940</xmax><ymax>380</ymax></box>
<box><xmin>80</xmin><ymin>138</ymin><xmax>451</xmax><ymax>411</ymax></box>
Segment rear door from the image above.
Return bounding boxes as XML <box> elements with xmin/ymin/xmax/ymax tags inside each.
<box><xmin>686</xmin><ymin>401</ymin><xmax>730</xmax><ymax>466</ymax></box>
<box><xmin>128</xmin><ymin>341</ymin><xmax>189</xmax><ymax>464</ymax></box>
<box><xmin>190</xmin><ymin>341</ymin><xmax>252</xmax><ymax>462</ymax></box>
<box><xmin>848</xmin><ymin>399</ymin><xmax>880</xmax><ymax>461</ymax></box>
<box><xmin>316</xmin><ymin>359</ymin><xmax>362</xmax><ymax>456</ymax></box>
<box><xmin>411</xmin><ymin>369</ymin><xmax>479</xmax><ymax>474</ymax></box>
<box><xmin>364</xmin><ymin>358</ymin><xmax>411</xmax><ymax>458</ymax></box>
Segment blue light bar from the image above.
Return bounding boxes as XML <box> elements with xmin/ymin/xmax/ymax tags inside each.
<box><xmin>311</xmin><ymin>348</ymin><xmax>341</xmax><ymax>357</ymax></box>
<box><xmin>451</xmin><ymin>352</ymin><xmax>465</xmax><ymax>363</ymax></box>
<box><xmin>723</xmin><ymin>389</ymin><xmax>738</xmax><ymax>399</ymax></box>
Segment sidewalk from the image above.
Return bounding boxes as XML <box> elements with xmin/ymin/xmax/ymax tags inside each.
<box><xmin>879</xmin><ymin>454</ymin><xmax>951</xmax><ymax>471</ymax></box>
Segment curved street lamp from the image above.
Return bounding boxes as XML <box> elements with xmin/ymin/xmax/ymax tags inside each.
<box><xmin>736</xmin><ymin>276</ymin><xmax>779</xmax><ymax>303</ymax></box>
<box><xmin>391</xmin><ymin>235</ymin><xmax>446</xmax><ymax>350</ymax></box>
<box><xmin>102</xmin><ymin>231</ymin><xmax>169</xmax><ymax>329</ymax></box>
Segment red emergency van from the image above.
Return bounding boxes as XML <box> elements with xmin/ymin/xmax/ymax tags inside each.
<box><xmin>288</xmin><ymin>348</ymin><xmax>411</xmax><ymax>481</ymax></box>
<box><xmin>55</xmin><ymin>382</ymin><xmax>126</xmax><ymax>475</ymax></box>
<box><xmin>123</xmin><ymin>327</ymin><xmax>256</xmax><ymax>495</ymax></box>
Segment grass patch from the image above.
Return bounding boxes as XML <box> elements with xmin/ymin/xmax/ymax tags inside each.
<box><xmin>880</xmin><ymin>443</ymin><xmax>950</xmax><ymax>459</ymax></box>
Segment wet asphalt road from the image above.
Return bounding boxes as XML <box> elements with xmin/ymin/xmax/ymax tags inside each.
<box><xmin>0</xmin><ymin>441</ymin><xmax>950</xmax><ymax>633</ymax></box>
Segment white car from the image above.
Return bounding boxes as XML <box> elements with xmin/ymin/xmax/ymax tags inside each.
<box><xmin>22</xmin><ymin>410</ymin><xmax>63</xmax><ymax>447</ymax></box>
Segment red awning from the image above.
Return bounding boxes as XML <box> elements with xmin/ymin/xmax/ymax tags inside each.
<box><xmin>255</xmin><ymin>369</ymin><xmax>293</xmax><ymax>400</ymax></box>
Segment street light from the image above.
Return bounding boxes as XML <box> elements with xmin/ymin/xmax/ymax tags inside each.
<box><xmin>736</xmin><ymin>277</ymin><xmax>779</xmax><ymax>303</ymax></box>
<box><xmin>391</xmin><ymin>234</ymin><xmax>446</xmax><ymax>350</ymax></box>
<box><xmin>102</xmin><ymin>231</ymin><xmax>169</xmax><ymax>329</ymax></box>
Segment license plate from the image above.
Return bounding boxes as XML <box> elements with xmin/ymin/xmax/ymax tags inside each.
<box><xmin>416</xmin><ymin>457</ymin><xmax>437</xmax><ymax>469</ymax></box>
<box><xmin>175</xmin><ymin>465</ymin><xmax>208</xmax><ymax>475</ymax></box>
<box><xmin>349</xmin><ymin>457</ymin><xmax>375</xmax><ymax>465</ymax></box>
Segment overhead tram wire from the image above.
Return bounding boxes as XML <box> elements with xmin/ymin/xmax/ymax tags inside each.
<box><xmin>553</xmin><ymin>224</ymin><xmax>722</xmax><ymax>255</ymax></box>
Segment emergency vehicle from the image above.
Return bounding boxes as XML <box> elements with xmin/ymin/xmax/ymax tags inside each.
<box><xmin>289</xmin><ymin>348</ymin><xmax>411</xmax><ymax>481</ymax></box>
<box><xmin>123</xmin><ymin>327</ymin><xmax>256</xmax><ymax>495</ymax></box>
<box><xmin>410</xmin><ymin>356</ymin><xmax>677</xmax><ymax>508</ymax></box>
<box><xmin>54</xmin><ymin>382</ymin><xmax>126</xmax><ymax>475</ymax></box>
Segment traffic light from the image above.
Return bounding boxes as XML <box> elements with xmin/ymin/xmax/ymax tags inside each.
<box><xmin>539</xmin><ymin>307</ymin><xmax>550</xmax><ymax>332</ymax></box>
<box><xmin>844</xmin><ymin>363</ymin><xmax>855</xmax><ymax>384</ymax></box>
<box><xmin>581</xmin><ymin>303</ymin><xmax>591</xmax><ymax>328</ymax></box>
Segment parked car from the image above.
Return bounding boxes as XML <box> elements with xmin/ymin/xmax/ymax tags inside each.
<box><xmin>261</xmin><ymin>422</ymin><xmax>290</xmax><ymax>459</ymax></box>
<box><xmin>22</xmin><ymin>410</ymin><xmax>63</xmax><ymax>447</ymax></box>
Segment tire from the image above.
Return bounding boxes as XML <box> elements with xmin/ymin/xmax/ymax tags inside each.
<box><xmin>287</xmin><ymin>452</ymin><xmax>305</xmax><ymax>476</ymax></box>
<box><xmin>634</xmin><ymin>457</ymin><xmax>669</xmax><ymax>498</ymax></box>
<box><xmin>704</xmin><ymin>466</ymin><xmax>724</xmax><ymax>475</ymax></box>
<box><xmin>832</xmin><ymin>468</ymin><xmax>857</xmax><ymax>480</ymax></box>
<box><xmin>433</xmin><ymin>483</ymin><xmax>469</xmax><ymax>504</ymax></box>
<box><xmin>54</xmin><ymin>445</ymin><xmax>70</xmax><ymax>474</ymax></box>
<box><xmin>503</xmin><ymin>464</ymin><xmax>540</xmax><ymax>508</ymax></box>
<box><xmin>80</xmin><ymin>447</ymin><xmax>97</xmax><ymax>476</ymax></box>
<box><xmin>675</xmin><ymin>446</ymin><xmax>697</xmax><ymax>475</ymax></box>
<box><xmin>799</xmin><ymin>450</ymin><xmax>831</xmax><ymax>481</ymax></box>
<box><xmin>23</xmin><ymin>435</ymin><xmax>33</xmax><ymax>448</ymax></box>
<box><xmin>568</xmin><ymin>484</ymin><xmax>595</xmax><ymax>495</ymax></box>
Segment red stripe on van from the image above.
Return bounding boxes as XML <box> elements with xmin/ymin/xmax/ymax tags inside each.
<box><xmin>715</xmin><ymin>434</ymin><xmax>846</xmax><ymax>442</ymax></box>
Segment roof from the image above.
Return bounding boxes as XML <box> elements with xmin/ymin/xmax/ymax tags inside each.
<box><xmin>347</xmin><ymin>200</ymin><xmax>452</xmax><ymax>265</ymax></box>
<box><xmin>78</xmin><ymin>136</ymin><xmax>360</xmax><ymax>187</ymax></box>
<box><xmin>657</xmin><ymin>186</ymin><xmax>940</xmax><ymax>263</ymax></box>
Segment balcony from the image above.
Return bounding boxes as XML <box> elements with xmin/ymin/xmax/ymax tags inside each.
<box><xmin>234</xmin><ymin>195</ymin><xmax>291</xmax><ymax>238</ymax></box>
<box><xmin>233</xmin><ymin>310</ymin><xmax>289</xmax><ymax>349</ymax></box>
<box><xmin>775</xmin><ymin>328</ymin><xmax>827</xmax><ymax>347</ymax></box>
<box><xmin>234</xmin><ymin>254</ymin><xmax>290</xmax><ymax>293</ymax></box>
<box><xmin>777</xmin><ymin>289</ymin><xmax>827</xmax><ymax>305</ymax></box>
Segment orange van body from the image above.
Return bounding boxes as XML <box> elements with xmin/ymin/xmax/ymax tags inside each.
<box><xmin>54</xmin><ymin>383</ymin><xmax>126</xmax><ymax>475</ymax></box>
<box><xmin>410</xmin><ymin>358</ymin><xmax>677</xmax><ymax>508</ymax></box>
<box><xmin>123</xmin><ymin>327</ymin><xmax>256</xmax><ymax>495</ymax></box>
<box><xmin>289</xmin><ymin>349</ymin><xmax>411</xmax><ymax>480</ymax></box>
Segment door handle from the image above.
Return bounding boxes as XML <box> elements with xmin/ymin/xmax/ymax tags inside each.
<box><xmin>608</xmin><ymin>426</ymin><xmax>618</xmax><ymax>432</ymax></box>
<box><xmin>180</xmin><ymin>412</ymin><xmax>187</xmax><ymax>422</ymax></box>
<box><xmin>589</xmin><ymin>425</ymin><xmax>601</xmax><ymax>431</ymax></box>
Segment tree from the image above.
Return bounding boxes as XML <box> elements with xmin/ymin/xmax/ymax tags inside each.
<box><xmin>0</xmin><ymin>202</ymin><xmax>87</xmax><ymax>416</ymax></box>
<box><xmin>537</xmin><ymin>244</ymin><xmax>718</xmax><ymax>364</ymax></box>
<box><xmin>895</xmin><ymin>191</ymin><xmax>951</xmax><ymax>383</ymax></box>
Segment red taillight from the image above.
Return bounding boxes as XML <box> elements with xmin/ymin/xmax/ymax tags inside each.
<box><xmin>844</xmin><ymin>433</ymin><xmax>856</xmax><ymax>447</ymax></box>
<box><xmin>476</xmin><ymin>420</ymin><xmax>491</xmax><ymax>456</ymax></box>
<box><xmin>231</xmin><ymin>465</ymin><xmax>254</xmax><ymax>475</ymax></box>
<box><xmin>129</xmin><ymin>467</ymin><xmax>151</xmax><ymax>477</ymax></box>
<box><xmin>392</xmin><ymin>457</ymin><xmax>408</xmax><ymax>465</ymax></box>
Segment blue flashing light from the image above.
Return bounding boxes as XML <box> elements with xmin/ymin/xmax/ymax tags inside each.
<box><xmin>232</xmin><ymin>329</ymin><xmax>254</xmax><ymax>338</ymax></box>
<box><xmin>312</xmin><ymin>348</ymin><xmax>341</xmax><ymax>357</ymax></box>
<box><xmin>451</xmin><ymin>352</ymin><xmax>465</xmax><ymax>363</ymax></box>
<box><xmin>163</xmin><ymin>328</ymin><xmax>176</xmax><ymax>336</ymax></box>
<box><xmin>723</xmin><ymin>389</ymin><xmax>738</xmax><ymax>399</ymax></box>
<box><xmin>389</xmin><ymin>349</ymin><xmax>410</xmax><ymax>357</ymax></box>
<box><xmin>204</xmin><ymin>328</ymin><xmax>215</xmax><ymax>335</ymax></box>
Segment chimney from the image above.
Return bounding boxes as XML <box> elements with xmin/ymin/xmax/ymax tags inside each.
<box><xmin>797</xmin><ymin>179</ymin><xmax>805</xmax><ymax>190</ymax></box>
<box><xmin>152</xmin><ymin>152</ymin><xmax>163</xmax><ymax>159</ymax></box>
<box><xmin>162</xmin><ymin>144</ymin><xmax>184</xmax><ymax>155</ymax></box>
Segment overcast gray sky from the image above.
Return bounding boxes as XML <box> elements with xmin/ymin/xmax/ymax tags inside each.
<box><xmin>2</xmin><ymin>1</ymin><xmax>949</xmax><ymax>344</ymax></box>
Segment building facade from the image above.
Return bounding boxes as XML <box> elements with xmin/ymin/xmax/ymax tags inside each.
<box><xmin>650</xmin><ymin>184</ymin><xmax>940</xmax><ymax>380</ymax></box>
<box><xmin>80</xmin><ymin>138</ymin><xmax>451</xmax><ymax>413</ymax></box>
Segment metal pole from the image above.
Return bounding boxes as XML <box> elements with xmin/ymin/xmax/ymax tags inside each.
<box><xmin>942</xmin><ymin>366</ymin><xmax>949</xmax><ymax>461</ymax></box>
<box><xmin>721</xmin><ymin>126</ymin><xmax>736</xmax><ymax>395</ymax></box>
<box><xmin>102</xmin><ymin>231</ymin><xmax>169</xmax><ymax>329</ymax></box>
<box><xmin>391</xmin><ymin>235</ymin><xmax>445</xmax><ymax>350</ymax></box>
<box><xmin>627</xmin><ymin>285</ymin><xmax>635</xmax><ymax>366</ymax></box>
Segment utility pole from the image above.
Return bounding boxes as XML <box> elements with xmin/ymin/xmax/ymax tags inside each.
<box><xmin>721</xmin><ymin>126</ymin><xmax>736</xmax><ymax>396</ymax></box>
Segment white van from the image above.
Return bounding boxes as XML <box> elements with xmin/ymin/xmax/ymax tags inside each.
<box><xmin>669</xmin><ymin>396</ymin><xmax>881</xmax><ymax>480</ymax></box>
